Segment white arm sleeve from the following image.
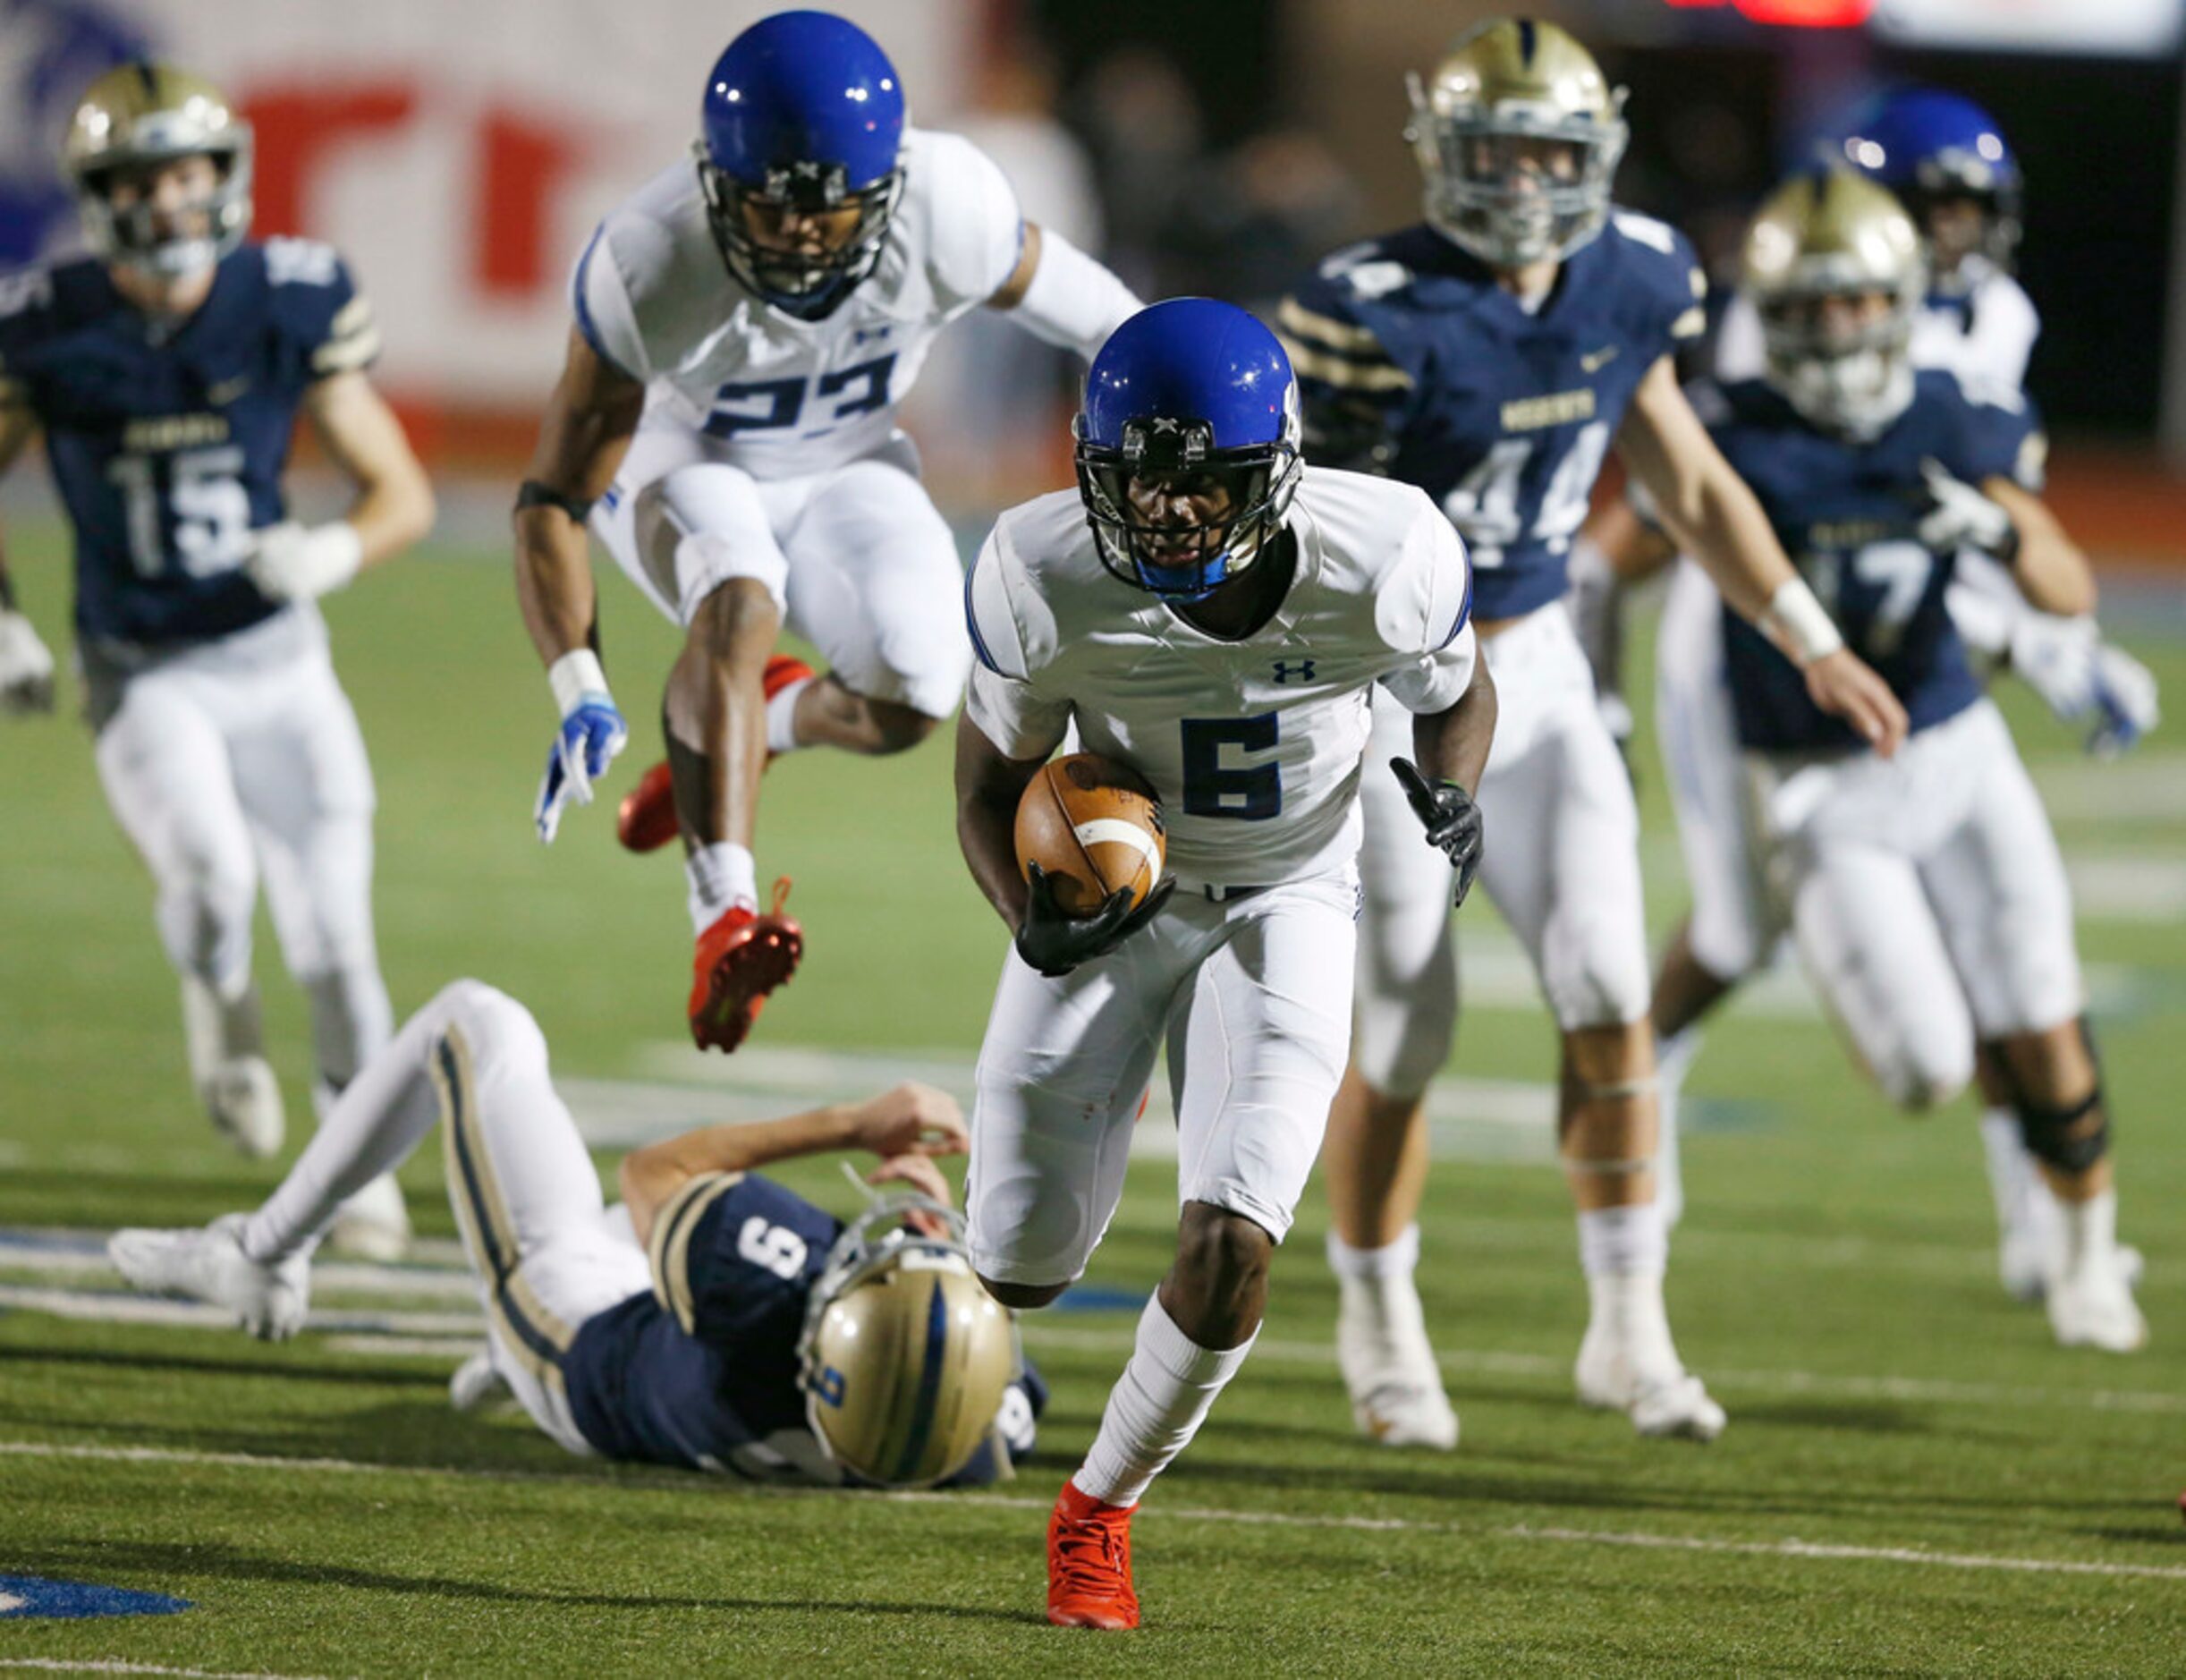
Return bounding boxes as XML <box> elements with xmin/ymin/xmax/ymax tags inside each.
<box><xmin>1377</xmin><ymin>503</ymin><xmax>1479</xmax><ymax>715</ymax></box>
<box><xmin>921</xmin><ymin>132</ymin><xmax>1029</xmax><ymax>318</ymax></box>
<box><xmin>572</xmin><ymin>219</ymin><xmax>654</xmax><ymax>383</ymax></box>
<box><xmin>1004</xmin><ymin>226</ymin><xmax>1142</xmax><ymax>363</ymax></box>
<box><xmin>962</xmin><ymin>526</ymin><xmax>1072</xmax><ymax>759</ymax></box>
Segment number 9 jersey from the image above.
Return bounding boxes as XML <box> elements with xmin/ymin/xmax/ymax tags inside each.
<box><xmin>1277</xmin><ymin>211</ymin><xmax>1706</xmax><ymax>622</ymax></box>
<box><xmin>0</xmin><ymin>239</ymin><xmax>378</xmax><ymax>648</ymax></box>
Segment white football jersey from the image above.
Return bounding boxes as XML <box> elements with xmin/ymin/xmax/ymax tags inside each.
<box><xmin>1716</xmin><ymin>256</ymin><xmax>2040</xmax><ymax>394</ymax></box>
<box><xmin>573</xmin><ymin>128</ymin><xmax>1023</xmax><ymax>479</ymax></box>
<box><xmin>965</xmin><ymin>470</ymin><xmax>1479</xmax><ymax>887</ymax></box>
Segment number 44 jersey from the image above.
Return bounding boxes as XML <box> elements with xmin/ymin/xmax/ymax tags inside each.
<box><xmin>964</xmin><ymin>469</ymin><xmax>1478</xmax><ymax>889</ymax></box>
<box><xmin>0</xmin><ymin>240</ymin><xmax>377</xmax><ymax>648</ymax></box>
<box><xmin>1279</xmin><ymin>210</ymin><xmax>1707</xmax><ymax>623</ymax></box>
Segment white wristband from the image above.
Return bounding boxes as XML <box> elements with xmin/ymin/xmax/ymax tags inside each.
<box><xmin>547</xmin><ymin>649</ymin><xmax>612</xmax><ymax>717</ymax></box>
<box><xmin>1758</xmin><ymin>578</ymin><xmax>1843</xmax><ymax>667</ymax></box>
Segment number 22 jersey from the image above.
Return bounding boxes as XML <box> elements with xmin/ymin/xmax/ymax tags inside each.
<box><xmin>0</xmin><ymin>240</ymin><xmax>377</xmax><ymax>648</ymax></box>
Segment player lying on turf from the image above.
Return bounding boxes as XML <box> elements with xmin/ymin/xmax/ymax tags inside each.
<box><xmin>1636</xmin><ymin>169</ymin><xmax>2145</xmax><ymax>1351</ymax></box>
<box><xmin>956</xmin><ymin>299</ymin><xmax>1497</xmax><ymax>1628</ymax></box>
<box><xmin>511</xmin><ymin>10</ymin><xmax>1140</xmax><ymax>1055</ymax></box>
<box><xmin>1572</xmin><ymin>89</ymin><xmax>2156</xmax><ymax>1305</ymax></box>
<box><xmin>0</xmin><ymin>64</ymin><xmax>433</xmax><ymax>1258</ymax></box>
<box><xmin>1275</xmin><ymin>19</ymin><xmax>1904</xmax><ymax>1451</ymax></box>
<box><xmin>111</xmin><ymin>980</ymin><xmax>1045</xmax><ymax>1486</ymax></box>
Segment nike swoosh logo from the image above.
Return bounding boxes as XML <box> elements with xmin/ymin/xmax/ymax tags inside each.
<box><xmin>1580</xmin><ymin>346</ymin><xmax>1619</xmax><ymax>373</ymax></box>
<box><xmin>206</xmin><ymin>375</ymin><xmax>251</xmax><ymax>403</ymax></box>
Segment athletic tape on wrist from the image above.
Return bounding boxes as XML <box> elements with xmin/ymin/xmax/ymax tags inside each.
<box><xmin>1759</xmin><ymin>578</ymin><xmax>1843</xmax><ymax>666</ymax></box>
<box><xmin>547</xmin><ymin>649</ymin><xmax>611</xmax><ymax>717</ymax></box>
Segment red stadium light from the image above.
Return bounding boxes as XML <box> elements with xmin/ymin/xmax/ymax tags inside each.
<box><xmin>1657</xmin><ymin>0</ymin><xmax>1874</xmax><ymax>21</ymax></box>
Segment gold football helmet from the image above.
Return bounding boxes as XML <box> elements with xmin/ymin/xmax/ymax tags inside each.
<box><xmin>1407</xmin><ymin>19</ymin><xmax>1628</xmax><ymax>268</ymax></box>
<box><xmin>798</xmin><ymin>1196</ymin><xmax>1021</xmax><ymax>1489</ymax></box>
<box><xmin>1742</xmin><ymin>167</ymin><xmax>1926</xmax><ymax>435</ymax></box>
<box><xmin>64</xmin><ymin>64</ymin><xmax>253</xmax><ymax>276</ymax></box>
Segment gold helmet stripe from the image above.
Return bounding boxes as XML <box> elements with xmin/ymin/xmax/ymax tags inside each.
<box><xmin>885</xmin><ymin>1275</ymin><xmax>952</xmax><ymax>1483</ymax></box>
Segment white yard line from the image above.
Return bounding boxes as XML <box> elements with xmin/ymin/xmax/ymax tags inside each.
<box><xmin>0</xmin><ymin>1663</ymin><xmax>334</xmax><ymax>1680</ymax></box>
<box><xmin>2</xmin><ymin>1438</ymin><xmax>2179</xmax><ymax>1584</ymax></box>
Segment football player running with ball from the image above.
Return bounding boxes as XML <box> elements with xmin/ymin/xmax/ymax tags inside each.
<box><xmin>1656</xmin><ymin>170</ymin><xmax>2144</xmax><ymax>1351</ymax></box>
<box><xmin>513</xmin><ymin>10</ymin><xmax>1140</xmax><ymax>1054</ymax></box>
<box><xmin>0</xmin><ymin>66</ymin><xmax>433</xmax><ymax>1257</ymax></box>
<box><xmin>957</xmin><ymin>299</ymin><xmax>1497</xmax><ymax>1629</ymax></box>
<box><xmin>111</xmin><ymin>979</ymin><xmax>1046</xmax><ymax>1487</ymax></box>
<box><xmin>1275</xmin><ymin>20</ymin><xmax>1903</xmax><ymax>1449</ymax></box>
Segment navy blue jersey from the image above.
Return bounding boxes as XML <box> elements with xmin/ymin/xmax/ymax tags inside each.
<box><xmin>1705</xmin><ymin>370</ymin><xmax>2046</xmax><ymax>752</ymax></box>
<box><xmin>0</xmin><ymin>239</ymin><xmax>377</xmax><ymax>646</ymax></box>
<box><xmin>1280</xmin><ymin>210</ymin><xmax>1707</xmax><ymax>621</ymax></box>
<box><xmin>562</xmin><ymin>1172</ymin><xmax>1044</xmax><ymax>1484</ymax></box>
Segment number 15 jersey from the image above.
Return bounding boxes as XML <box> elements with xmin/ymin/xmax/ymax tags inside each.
<box><xmin>1279</xmin><ymin>211</ymin><xmax>1706</xmax><ymax>622</ymax></box>
<box><xmin>573</xmin><ymin>127</ymin><xmax>1024</xmax><ymax>481</ymax></box>
<box><xmin>0</xmin><ymin>241</ymin><xmax>377</xmax><ymax>648</ymax></box>
<box><xmin>964</xmin><ymin>470</ymin><xmax>1478</xmax><ymax>889</ymax></box>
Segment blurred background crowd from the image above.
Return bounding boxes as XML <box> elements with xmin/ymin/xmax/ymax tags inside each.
<box><xmin>2</xmin><ymin>0</ymin><xmax>2181</xmax><ymax>559</ymax></box>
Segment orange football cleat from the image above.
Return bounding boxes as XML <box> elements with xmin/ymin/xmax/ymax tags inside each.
<box><xmin>1046</xmin><ymin>1481</ymin><xmax>1140</xmax><ymax>1631</ymax></box>
<box><xmin>615</xmin><ymin>655</ymin><xmax>818</xmax><ymax>854</ymax></box>
<box><xmin>689</xmin><ymin>878</ymin><xmax>802</xmax><ymax>1054</ymax></box>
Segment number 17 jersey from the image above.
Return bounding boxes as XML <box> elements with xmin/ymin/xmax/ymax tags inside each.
<box><xmin>1279</xmin><ymin>211</ymin><xmax>1707</xmax><ymax>622</ymax></box>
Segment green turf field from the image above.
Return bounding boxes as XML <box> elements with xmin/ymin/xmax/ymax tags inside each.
<box><xmin>1</xmin><ymin>528</ymin><xmax>2182</xmax><ymax>1676</ymax></box>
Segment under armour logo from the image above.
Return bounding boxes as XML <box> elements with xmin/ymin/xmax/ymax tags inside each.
<box><xmin>1271</xmin><ymin>658</ymin><xmax>1316</xmax><ymax>684</ymax></box>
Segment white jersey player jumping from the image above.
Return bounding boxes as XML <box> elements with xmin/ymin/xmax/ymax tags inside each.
<box><xmin>1573</xmin><ymin>89</ymin><xmax>2158</xmax><ymax>1302</ymax></box>
<box><xmin>510</xmin><ymin>11</ymin><xmax>1140</xmax><ymax>1054</ymax></box>
<box><xmin>955</xmin><ymin>300</ymin><xmax>1497</xmax><ymax>1630</ymax></box>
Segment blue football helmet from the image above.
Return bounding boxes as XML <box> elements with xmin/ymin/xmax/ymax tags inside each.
<box><xmin>695</xmin><ymin>11</ymin><xmax>907</xmax><ymax>320</ymax></box>
<box><xmin>1074</xmin><ymin>300</ymin><xmax>1303</xmax><ymax>601</ymax></box>
<box><xmin>1838</xmin><ymin>89</ymin><xmax>2021</xmax><ymax>278</ymax></box>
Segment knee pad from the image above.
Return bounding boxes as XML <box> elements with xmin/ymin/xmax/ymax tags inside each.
<box><xmin>2004</xmin><ymin>1020</ymin><xmax>2111</xmax><ymax>1174</ymax></box>
<box><xmin>158</xmin><ymin>855</ymin><xmax>257</xmax><ymax>988</ymax></box>
<box><xmin>1877</xmin><ymin>1037</ymin><xmax>1974</xmax><ymax>1113</ymax></box>
<box><xmin>1351</xmin><ymin>929</ymin><xmax>1455</xmax><ymax>1100</ymax></box>
<box><xmin>648</xmin><ymin>463</ymin><xmax>788</xmax><ymax>620</ymax></box>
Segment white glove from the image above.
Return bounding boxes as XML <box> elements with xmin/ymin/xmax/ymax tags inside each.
<box><xmin>2009</xmin><ymin>613</ymin><xmax>2160</xmax><ymax>757</ymax></box>
<box><xmin>1917</xmin><ymin>460</ymin><xmax>2017</xmax><ymax>560</ymax></box>
<box><xmin>245</xmin><ymin>521</ymin><xmax>364</xmax><ymax>603</ymax></box>
<box><xmin>0</xmin><ymin>608</ymin><xmax>55</xmax><ymax>714</ymax></box>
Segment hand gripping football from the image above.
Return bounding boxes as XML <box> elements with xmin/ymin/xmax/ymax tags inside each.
<box><xmin>1014</xmin><ymin>753</ymin><xmax>1166</xmax><ymax>916</ymax></box>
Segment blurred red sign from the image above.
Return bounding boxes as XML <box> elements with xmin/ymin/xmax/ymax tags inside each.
<box><xmin>1659</xmin><ymin>0</ymin><xmax>1873</xmax><ymax>21</ymax></box>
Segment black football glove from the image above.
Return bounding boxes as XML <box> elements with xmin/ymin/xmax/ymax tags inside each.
<box><xmin>1391</xmin><ymin>757</ymin><xmax>1484</xmax><ymax>908</ymax></box>
<box><xmin>1014</xmin><ymin>862</ymin><xmax>1176</xmax><ymax>978</ymax></box>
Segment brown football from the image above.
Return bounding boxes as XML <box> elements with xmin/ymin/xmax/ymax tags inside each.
<box><xmin>1014</xmin><ymin>753</ymin><xmax>1167</xmax><ymax>916</ymax></box>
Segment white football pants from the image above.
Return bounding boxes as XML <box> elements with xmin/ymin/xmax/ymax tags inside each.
<box><xmin>966</xmin><ymin>870</ymin><xmax>1360</xmax><ymax>1288</ymax></box>
<box><xmin>242</xmin><ymin>980</ymin><xmax>648</xmax><ymax>1454</ymax></box>
<box><xmin>1352</xmin><ymin>606</ymin><xmax>1651</xmax><ymax>1099</ymax></box>
<box><xmin>89</xmin><ymin>607</ymin><xmax>391</xmax><ymax>1089</ymax></box>
<box><xmin>1752</xmin><ymin>700</ymin><xmax>2083</xmax><ymax>1109</ymax></box>
<box><xmin>595</xmin><ymin>421</ymin><xmax>973</xmax><ymax>720</ymax></box>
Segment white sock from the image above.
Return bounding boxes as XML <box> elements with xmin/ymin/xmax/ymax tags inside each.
<box><xmin>241</xmin><ymin>1008</ymin><xmax>443</xmax><ymax>1263</ymax></box>
<box><xmin>1073</xmin><ymin>1294</ymin><xmax>1257</xmax><ymax>1509</ymax></box>
<box><xmin>1326</xmin><ymin>1223</ymin><xmax>1420</xmax><ymax>1282</ymax></box>
<box><xmin>2055</xmin><ymin>1187</ymin><xmax>2118</xmax><ymax>1271</ymax></box>
<box><xmin>1978</xmin><ymin>1108</ymin><xmax>2036</xmax><ymax>1233</ymax></box>
<box><xmin>765</xmin><ymin>676</ymin><xmax>812</xmax><ymax>756</ymax></box>
<box><xmin>685</xmin><ymin>841</ymin><xmax>758</xmax><ymax>935</ymax></box>
<box><xmin>1578</xmin><ymin>1201</ymin><xmax>1668</xmax><ymax>1280</ymax></box>
<box><xmin>1654</xmin><ymin>1039</ymin><xmax>1690</xmax><ymax>1235</ymax></box>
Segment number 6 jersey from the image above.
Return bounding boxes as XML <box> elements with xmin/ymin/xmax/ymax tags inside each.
<box><xmin>572</xmin><ymin>127</ymin><xmax>1024</xmax><ymax>481</ymax></box>
<box><xmin>964</xmin><ymin>469</ymin><xmax>1479</xmax><ymax>888</ymax></box>
<box><xmin>0</xmin><ymin>239</ymin><xmax>377</xmax><ymax>648</ymax></box>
